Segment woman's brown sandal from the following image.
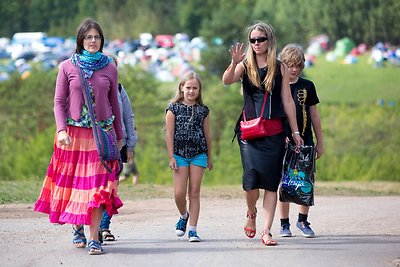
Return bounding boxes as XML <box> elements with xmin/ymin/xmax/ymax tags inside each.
<box><xmin>244</xmin><ymin>207</ymin><xmax>257</xmax><ymax>238</ymax></box>
<box><xmin>261</xmin><ymin>229</ymin><xmax>277</xmax><ymax>246</ymax></box>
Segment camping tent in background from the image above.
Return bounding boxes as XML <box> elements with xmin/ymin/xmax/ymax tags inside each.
<box><xmin>334</xmin><ymin>37</ymin><xmax>356</xmax><ymax>57</ymax></box>
<box><xmin>344</xmin><ymin>54</ymin><xmax>358</xmax><ymax>64</ymax></box>
<box><xmin>357</xmin><ymin>43</ymin><xmax>368</xmax><ymax>54</ymax></box>
<box><xmin>325</xmin><ymin>51</ymin><xmax>337</xmax><ymax>62</ymax></box>
<box><xmin>307</xmin><ymin>34</ymin><xmax>329</xmax><ymax>56</ymax></box>
<box><xmin>304</xmin><ymin>54</ymin><xmax>316</xmax><ymax>67</ymax></box>
<box><xmin>307</xmin><ymin>42</ymin><xmax>323</xmax><ymax>56</ymax></box>
<box><xmin>44</xmin><ymin>37</ymin><xmax>64</xmax><ymax>48</ymax></box>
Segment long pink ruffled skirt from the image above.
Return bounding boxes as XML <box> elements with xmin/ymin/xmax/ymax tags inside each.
<box><xmin>34</xmin><ymin>125</ymin><xmax>123</xmax><ymax>225</ymax></box>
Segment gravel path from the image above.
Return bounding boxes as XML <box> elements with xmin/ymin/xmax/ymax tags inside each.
<box><xmin>1</xmin><ymin>196</ymin><xmax>400</xmax><ymax>267</ymax></box>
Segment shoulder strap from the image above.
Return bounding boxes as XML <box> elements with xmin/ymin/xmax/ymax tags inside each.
<box><xmin>118</xmin><ymin>83</ymin><xmax>122</xmax><ymax>93</ymax></box>
<box><xmin>77</xmin><ymin>67</ymin><xmax>98</xmax><ymax>127</ymax></box>
<box><xmin>77</xmin><ymin>67</ymin><xmax>97</xmax><ymax>125</ymax></box>
<box><xmin>242</xmin><ymin>91</ymin><xmax>269</xmax><ymax>121</ymax></box>
<box><xmin>76</xmin><ymin>66</ymin><xmax>116</xmax><ymax>173</ymax></box>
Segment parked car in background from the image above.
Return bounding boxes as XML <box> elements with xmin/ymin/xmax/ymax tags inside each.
<box><xmin>139</xmin><ymin>32</ymin><xmax>154</xmax><ymax>49</ymax></box>
<box><xmin>8</xmin><ymin>32</ymin><xmax>49</xmax><ymax>60</ymax></box>
<box><xmin>0</xmin><ymin>30</ymin><xmax>210</xmax><ymax>83</ymax></box>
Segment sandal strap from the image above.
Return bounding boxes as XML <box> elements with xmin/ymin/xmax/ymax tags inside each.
<box><xmin>261</xmin><ymin>229</ymin><xmax>277</xmax><ymax>246</ymax></box>
<box><xmin>262</xmin><ymin>229</ymin><xmax>273</xmax><ymax>237</ymax></box>
<box><xmin>101</xmin><ymin>229</ymin><xmax>115</xmax><ymax>240</ymax></box>
<box><xmin>72</xmin><ymin>225</ymin><xmax>84</xmax><ymax>235</ymax></box>
<box><xmin>246</xmin><ymin>207</ymin><xmax>257</xmax><ymax>219</ymax></box>
<box><xmin>88</xmin><ymin>240</ymin><xmax>103</xmax><ymax>251</ymax></box>
<box><xmin>73</xmin><ymin>236</ymin><xmax>87</xmax><ymax>243</ymax></box>
<box><xmin>72</xmin><ymin>225</ymin><xmax>87</xmax><ymax>244</ymax></box>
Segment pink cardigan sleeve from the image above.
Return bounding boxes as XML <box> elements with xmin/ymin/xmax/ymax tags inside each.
<box><xmin>54</xmin><ymin>62</ymin><xmax>69</xmax><ymax>133</ymax></box>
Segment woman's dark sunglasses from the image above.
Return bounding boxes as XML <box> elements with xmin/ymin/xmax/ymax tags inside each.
<box><xmin>249</xmin><ymin>37</ymin><xmax>268</xmax><ymax>44</ymax></box>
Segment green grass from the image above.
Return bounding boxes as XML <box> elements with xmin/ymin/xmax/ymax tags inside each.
<box><xmin>1</xmin><ymin>180</ymin><xmax>399</xmax><ymax>204</ymax></box>
<box><xmin>305</xmin><ymin>55</ymin><xmax>400</xmax><ymax>104</ymax></box>
<box><xmin>1</xmin><ymin>53</ymin><xmax>400</xmax><ymax>203</ymax></box>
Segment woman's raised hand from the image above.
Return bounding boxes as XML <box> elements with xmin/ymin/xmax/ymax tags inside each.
<box><xmin>229</xmin><ymin>43</ymin><xmax>245</xmax><ymax>65</ymax></box>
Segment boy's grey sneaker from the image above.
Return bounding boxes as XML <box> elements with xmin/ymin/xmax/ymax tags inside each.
<box><xmin>296</xmin><ymin>221</ymin><xmax>315</xmax><ymax>238</ymax></box>
<box><xmin>175</xmin><ymin>214</ymin><xmax>189</xmax><ymax>237</ymax></box>
<box><xmin>188</xmin><ymin>230</ymin><xmax>202</xmax><ymax>242</ymax></box>
<box><xmin>279</xmin><ymin>223</ymin><xmax>292</xmax><ymax>237</ymax></box>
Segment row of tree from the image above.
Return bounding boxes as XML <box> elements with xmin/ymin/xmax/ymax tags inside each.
<box><xmin>1</xmin><ymin>0</ymin><xmax>399</xmax><ymax>46</ymax></box>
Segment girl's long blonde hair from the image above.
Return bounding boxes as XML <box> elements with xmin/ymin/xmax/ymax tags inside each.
<box><xmin>244</xmin><ymin>21</ymin><xmax>277</xmax><ymax>92</ymax></box>
<box><xmin>170</xmin><ymin>72</ymin><xmax>204</xmax><ymax>105</ymax></box>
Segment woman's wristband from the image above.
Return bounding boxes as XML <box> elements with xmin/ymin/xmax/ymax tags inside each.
<box><xmin>292</xmin><ymin>131</ymin><xmax>300</xmax><ymax>136</ymax></box>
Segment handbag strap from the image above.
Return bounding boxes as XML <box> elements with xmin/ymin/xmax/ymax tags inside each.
<box><xmin>76</xmin><ymin>66</ymin><xmax>103</xmax><ymax>150</ymax></box>
<box><xmin>242</xmin><ymin>90</ymin><xmax>269</xmax><ymax>122</ymax></box>
<box><xmin>76</xmin><ymin>66</ymin><xmax>120</xmax><ymax>173</ymax></box>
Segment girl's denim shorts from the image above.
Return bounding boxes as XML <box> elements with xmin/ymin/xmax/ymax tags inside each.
<box><xmin>173</xmin><ymin>153</ymin><xmax>207</xmax><ymax>168</ymax></box>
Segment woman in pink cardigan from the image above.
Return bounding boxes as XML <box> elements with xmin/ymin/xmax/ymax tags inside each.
<box><xmin>34</xmin><ymin>18</ymin><xmax>123</xmax><ymax>255</ymax></box>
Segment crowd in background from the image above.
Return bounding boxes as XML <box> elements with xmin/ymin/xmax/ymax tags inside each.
<box><xmin>0</xmin><ymin>31</ymin><xmax>399</xmax><ymax>83</ymax></box>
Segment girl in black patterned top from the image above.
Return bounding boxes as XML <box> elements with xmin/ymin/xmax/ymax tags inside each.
<box><xmin>166</xmin><ymin>72</ymin><xmax>213</xmax><ymax>242</ymax></box>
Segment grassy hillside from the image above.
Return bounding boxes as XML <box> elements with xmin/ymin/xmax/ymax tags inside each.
<box><xmin>305</xmin><ymin>55</ymin><xmax>399</xmax><ymax>104</ymax></box>
<box><xmin>0</xmin><ymin>55</ymin><xmax>399</xmax><ymax>185</ymax></box>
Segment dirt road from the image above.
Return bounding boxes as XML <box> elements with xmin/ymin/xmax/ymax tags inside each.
<box><xmin>1</xmin><ymin>196</ymin><xmax>400</xmax><ymax>267</ymax></box>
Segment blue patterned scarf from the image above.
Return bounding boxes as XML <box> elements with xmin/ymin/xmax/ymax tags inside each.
<box><xmin>71</xmin><ymin>50</ymin><xmax>110</xmax><ymax>78</ymax></box>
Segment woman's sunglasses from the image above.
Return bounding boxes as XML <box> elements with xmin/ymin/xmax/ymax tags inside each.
<box><xmin>249</xmin><ymin>37</ymin><xmax>268</xmax><ymax>44</ymax></box>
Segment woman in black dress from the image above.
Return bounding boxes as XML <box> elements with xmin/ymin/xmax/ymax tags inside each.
<box><xmin>222</xmin><ymin>21</ymin><xmax>303</xmax><ymax>246</ymax></box>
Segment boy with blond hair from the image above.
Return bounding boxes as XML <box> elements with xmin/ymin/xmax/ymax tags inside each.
<box><xmin>278</xmin><ymin>44</ymin><xmax>324</xmax><ymax>238</ymax></box>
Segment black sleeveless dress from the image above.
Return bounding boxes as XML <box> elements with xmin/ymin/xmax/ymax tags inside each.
<box><xmin>238</xmin><ymin>65</ymin><xmax>286</xmax><ymax>192</ymax></box>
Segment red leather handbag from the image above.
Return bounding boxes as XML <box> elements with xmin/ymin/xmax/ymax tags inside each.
<box><xmin>240</xmin><ymin>91</ymin><xmax>283</xmax><ymax>140</ymax></box>
<box><xmin>240</xmin><ymin>116</ymin><xmax>268</xmax><ymax>140</ymax></box>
